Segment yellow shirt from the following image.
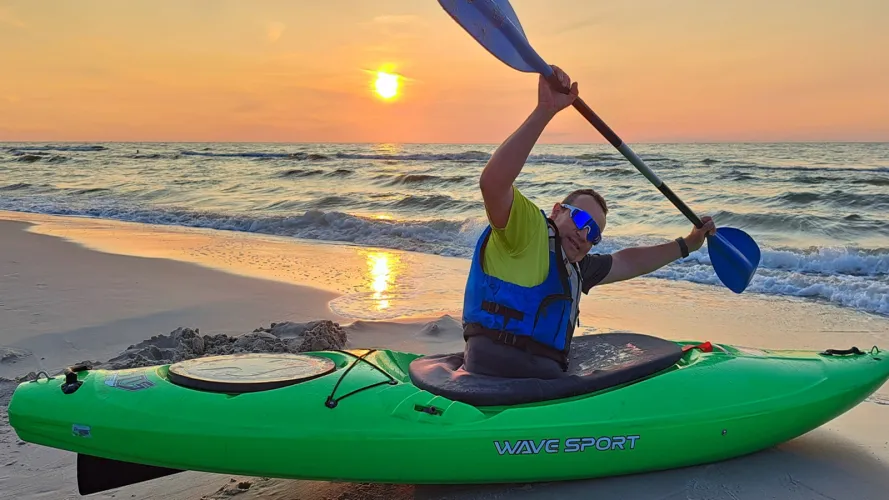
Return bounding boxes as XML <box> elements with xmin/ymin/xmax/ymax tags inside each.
<box><xmin>482</xmin><ymin>186</ymin><xmax>550</xmax><ymax>287</ymax></box>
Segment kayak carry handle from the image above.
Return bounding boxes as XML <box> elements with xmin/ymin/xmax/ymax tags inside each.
<box><xmin>819</xmin><ymin>347</ymin><xmax>865</xmax><ymax>356</ymax></box>
<box><xmin>26</xmin><ymin>371</ymin><xmax>54</xmax><ymax>383</ymax></box>
<box><xmin>61</xmin><ymin>363</ymin><xmax>92</xmax><ymax>394</ymax></box>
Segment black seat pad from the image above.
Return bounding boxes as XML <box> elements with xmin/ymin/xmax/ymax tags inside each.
<box><xmin>408</xmin><ymin>333</ymin><xmax>684</xmax><ymax>406</ymax></box>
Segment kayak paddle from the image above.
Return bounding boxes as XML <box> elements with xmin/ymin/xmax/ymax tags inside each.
<box><xmin>437</xmin><ymin>0</ymin><xmax>761</xmax><ymax>293</ymax></box>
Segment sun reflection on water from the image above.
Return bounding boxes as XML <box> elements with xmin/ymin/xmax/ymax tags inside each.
<box><xmin>366</xmin><ymin>251</ymin><xmax>399</xmax><ymax>311</ymax></box>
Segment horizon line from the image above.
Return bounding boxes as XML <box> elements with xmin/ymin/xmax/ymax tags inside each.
<box><xmin>2</xmin><ymin>139</ymin><xmax>888</xmax><ymax>146</ymax></box>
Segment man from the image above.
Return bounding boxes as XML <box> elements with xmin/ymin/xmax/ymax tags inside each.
<box><xmin>462</xmin><ymin>66</ymin><xmax>716</xmax><ymax>379</ymax></box>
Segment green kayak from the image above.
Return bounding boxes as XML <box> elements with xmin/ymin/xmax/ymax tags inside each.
<box><xmin>8</xmin><ymin>333</ymin><xmax>889</xmax><ymax>495</ymax></box>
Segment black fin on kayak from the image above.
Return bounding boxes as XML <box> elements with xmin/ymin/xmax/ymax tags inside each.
<box><xmin>77</xmin><ymin>453</ymin><xmax>183</xmax><ymax>495</ymax></box>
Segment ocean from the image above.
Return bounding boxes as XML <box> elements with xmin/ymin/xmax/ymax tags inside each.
<box><xmin>2</xmin><ymin>141</ymin><xmax>888</xmax><ymax>317</ymax></box>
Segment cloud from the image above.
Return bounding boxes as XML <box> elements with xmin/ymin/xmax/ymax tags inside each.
<box><xmin>0</xmin><ymin>7</ymin><xmax>27</xmax><ymax>29</ymax></box>
<box><xmin>550</xmin><ymin>15</ymin><xmax>603</xmax><ymax>35</ymax></box>
<box><xmin>371</xmin><ymin>15</ymin><xmax>419</xmax><ymax>25</ymax></box>
<box><xmin>365</xmin><ymin>14</ymin><xmax>422</xmax><ymax>41</ymax></box>
<box><xmin>266</xmin><ymin>21</ymin><xmax>285</xmax><ymax>42</ymax></box>
<box><xmin>230</xmin><ymin>98</ymin><xmax>264</xmax><ymax>113</ymax></box>
<box><xmin>543</xmin><ymin>6</ymin><xmax>617</xmax><ymax>37</ymax></box>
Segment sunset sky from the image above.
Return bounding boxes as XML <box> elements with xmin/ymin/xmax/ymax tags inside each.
<box><xmin>1</xmin><ymin>0</ymin><xmax>887</xmax><ymax>144</ymax></box>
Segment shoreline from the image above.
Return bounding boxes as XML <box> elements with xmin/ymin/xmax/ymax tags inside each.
<box><xmin>2</xmin><ymin>210</ymin><xmax>889</xmax><ymax>499</ymax></box>
<box><xmin>3</xmin><ymin>210</ymin><xmax>886</xmax><ymax>347</ymax></box>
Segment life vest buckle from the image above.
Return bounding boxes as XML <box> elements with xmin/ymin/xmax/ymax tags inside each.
<box><xmin>496</xmin><ymin>331</ymin><xmax>518</xmax><ymax>346</ymax></box>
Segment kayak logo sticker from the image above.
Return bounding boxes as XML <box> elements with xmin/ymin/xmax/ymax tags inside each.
<box><xmin>564</xmin><ymin>436</ymin><xmax>640</xmax><ymax>452</ymax></box>
<box><xmin>495</xmin><ymin>439</ymin><xmax>560</xmax><ymax>455</ymax></box>
<box><xmin>72</xmin><ymin>424</ymin><xmax>91</xmax><ymax>438</ymax></box>
<box><xmin>494</xmin><ymin>435</ymin><xmax>640</xmax><ymax>455</ymax></box>
<box><xmin>104</xmin><ymin>369</ymin><xmax>155</xmax><ymax>391</ymax></box>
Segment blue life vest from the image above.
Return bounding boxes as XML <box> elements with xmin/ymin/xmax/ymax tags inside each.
<box><xmin>462</xmin><ymin>211</ymin><xmax>581</xmax><ymax>369</ymax></box>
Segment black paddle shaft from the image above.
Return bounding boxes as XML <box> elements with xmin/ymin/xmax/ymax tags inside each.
<box><xmin>544</xmin><ymin>74</ymin><xmax>704</xmax><ymax>229</ymax></box>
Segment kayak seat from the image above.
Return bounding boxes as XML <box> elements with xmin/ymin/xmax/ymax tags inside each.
<box><xmin>408</xmin><ymin>332</ymin><xmax>684</xmax><ymax>406</ymax></box>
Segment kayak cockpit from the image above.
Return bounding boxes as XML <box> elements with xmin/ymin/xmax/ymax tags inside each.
<box><xmin>408</xmin><ymin>333</ymin><xmax>685</xmax><ymax>406</ymax></box>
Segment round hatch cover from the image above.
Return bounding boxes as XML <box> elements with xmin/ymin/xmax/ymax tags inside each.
<box><xmin>168</xmin><ymin>353</ymin><xmax>336</xmax><ymax>393</ymax></box>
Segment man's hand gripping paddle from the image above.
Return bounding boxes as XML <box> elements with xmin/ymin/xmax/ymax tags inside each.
<box><xmin>437</xmin><ymin>0</ymin><xmax>761</xmax><ymax>293</ymax></box>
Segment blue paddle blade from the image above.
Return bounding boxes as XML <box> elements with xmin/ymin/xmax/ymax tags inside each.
<box><xmin>707</xmin><ymin>227</ymin><xmax>761</xmax><ymax>294</ymax></box>
<box><xmin>437</xmin><ymin>0</ymin><xmax>552</xmax><ymax>75</ymax></box>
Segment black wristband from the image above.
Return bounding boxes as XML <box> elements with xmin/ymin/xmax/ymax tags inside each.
<box><xmin>675</xmin><ymin>237</ymin><xmax>689</xmax><ymax>258</ymax></box>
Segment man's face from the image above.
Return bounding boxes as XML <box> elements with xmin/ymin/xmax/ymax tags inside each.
<box><xmin>551</xmin><ymin>195</ymin><xmax>607</xmax><ymax>263</ymax></box>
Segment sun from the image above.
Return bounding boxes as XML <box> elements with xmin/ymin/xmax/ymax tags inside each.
<box><xmin>374</xmin><ymin>71</ymin><xmax>399</xmax><ymax>100</ymax></box>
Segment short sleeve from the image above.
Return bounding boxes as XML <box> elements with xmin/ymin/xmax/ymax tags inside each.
<box><xmin>579</xmin><ymin>253</ymin><xmax>613</xmax><ymax>293</ymax></box>
<box><xmin>481</xmin><ymin>186</ymin><xmax>550</xmax><ymax>287</ymax></box>
<box><xmin>486</xmin><ymin>186</ymin><xmax>545</xmax><ymax>257</ymax></box>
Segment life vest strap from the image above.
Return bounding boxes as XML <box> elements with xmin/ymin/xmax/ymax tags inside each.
<box><xmin>480</xmin><ymin>301</ymin><xmax>525</xmax><ymax>325</ymax></box>
<box><xmin>464</xmin><ymin>324</ymin><xmax>569</xmax><ymax>369</ymax></box>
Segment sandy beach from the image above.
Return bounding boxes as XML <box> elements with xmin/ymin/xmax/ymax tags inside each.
<box><xmin>2</xmin><ymin>210</ymin><xmax>889</xmax><ymax>500</ymax></box>
<box><xmin>4</xmin><ymin>0</ymin><xmax>887</xmax><ymax>497</ymax></box>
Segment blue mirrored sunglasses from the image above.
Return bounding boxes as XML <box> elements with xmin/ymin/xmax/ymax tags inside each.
<box><xmin>561</xmin><ymin>204</ymin><xmax>602</xmax><ymax>245</ymax></box>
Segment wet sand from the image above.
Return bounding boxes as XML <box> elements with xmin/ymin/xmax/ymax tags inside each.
<box><xmin>2</xmin><ymin>211</ymin><xmax>888</xmax><ymax>499</ymax></box>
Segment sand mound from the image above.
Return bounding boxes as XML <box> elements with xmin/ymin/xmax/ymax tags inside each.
<box><xmin>208</xmin><ymin>478</ymin><xmax>256</xmax><ymax>497</ymax></box>
<box><xmin>258</xmin><ymin>320</ymin><xmax>348</xmax><ymax>349</ymax></box>
<box><xmin>0</xmin><ymin>347</ymin><xmax>32</xmax><ymax>364</ymax></box>
<box><xmin>0</xmin><ymin>378</ymin><xmax>15</xmax><ymax>409</ymax></box>
<box><xmin>414</xmin><ymin>314</ymin><xmax>463</xmax><ymax>342</ymax></box>
<box><xmin>96</xmin><ymin>320</ymin><xmax>346</xmax><ymax>370</ymax></box>
<box><xmin>10</xmin><ymin>315</ymin><xmax>460</xmax><ymax>381</ymax></box>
